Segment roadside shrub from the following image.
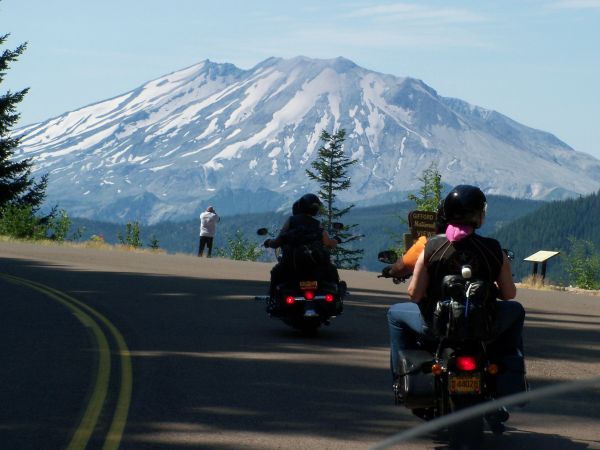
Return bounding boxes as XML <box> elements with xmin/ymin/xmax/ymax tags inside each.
<box><xmin>118</xmin><ymin>221</ymin><xmax>143</xmax><ymax>248</ymax></box>
<box><xmin>0</xmin><ymin>204</ymin><xmax>45</xmax><ymax>239</ymax></box>
<box><xmin>47</xmin><ymin>208</ymin><xmax>71</xmax><ymax>241</ymax></box>
<box><xmin>85</xmin><ymin>234</ymin><xmax>107</xmax><ymax>249</ymax></box>
<box><xmin>148</xmin><ymin>235</ymin><xmax>160</xmax><ymax>250</ymax></box>
<box><xmin>217</xmin><ymin>230</ymin><xmax>263</xmax><ymax>261</ymax></box>
<box><xmin>563</xmin><ymin>237</ymin><xmax>600</xmax><ymax>290</ymax></box>
<box><xmin>0</xmin><ymin>204</ymin><xmax>76</xmax><ymax>242</ymax></box>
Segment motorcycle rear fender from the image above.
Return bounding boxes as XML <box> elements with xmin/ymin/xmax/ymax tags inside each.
<box><xmin>273</xmin><ymin>287</ymin><xmax>340</xmax><ymax>317</ymax></box>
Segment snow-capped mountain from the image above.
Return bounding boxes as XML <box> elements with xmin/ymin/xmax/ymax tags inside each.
<box><xmin>15</xmin><ymin>56</ymin><xmax>600</xmax><ymax>224</ymax></box>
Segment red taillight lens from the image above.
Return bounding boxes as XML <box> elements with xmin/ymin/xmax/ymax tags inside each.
<box><xmin>456</xmin><ymin>356</ymin><xmax>477</xmax><ymax>371</ymax></box>
<box><xmin>304</xmin><ymin>291</ymin><xmax>315</xmax><ymax>300</ymax></box>
<box><xmin>285</xmin><ymin>296</ymin><xmax>295</xmax><ymax>305</ymax></box>
<box><xmin>325</xmin><ymin>293</ymin><xmax>334</xmax><ymax>302</ymax></box>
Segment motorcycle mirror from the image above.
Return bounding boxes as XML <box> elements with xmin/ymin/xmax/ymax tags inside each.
<box><xmin>378</xmin><ymin>250</ymin><xmax>398</xmax><ymax>264</ymax></box>
<box><xmin>332</xmin><ymin>222</ymin><xmax>344</xmax><ymax>230</ymax></box>
<box><xmin>257</xmin><ymin>228</ymin><xmax>269</xmax><ymax>236</ymax></box>
<box><xmin>503</xmin><ymin>248</ymin><xmax>515</xmax><ymax>260</ymax></box>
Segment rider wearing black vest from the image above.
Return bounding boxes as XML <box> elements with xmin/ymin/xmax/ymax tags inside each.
<box><xmin>408</xmin><ymin>185</ymin><xmax>516</xmax><ymax>303</ymax></box>
<box><xmin>279</xmin><ymin>213</ymin><xmax>325</xmax><ymax>266</ymax></box>
<box><xmin>388</xmin><ymin>185</ymin><xmax>525</xmax><ymax>429</ymax></box>
<box><xmin>264</xmin><ymin>194</ymin><xmax>340</xmax><ymax>299</ymax></box>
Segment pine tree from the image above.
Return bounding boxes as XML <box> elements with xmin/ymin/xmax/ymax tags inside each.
<box><xmin>0</xmin><ymin>33</ymin><xmax>48</xmax><ymax>211</ymax></box>
<box><xmin>407</xmin><ymin>163</ymin><xmax>443</xmax><ymax>212</ymax></box>
<box><xmin>389</xmin><ymin>163</ymin><xmax>443</xmax><ymax>252</ymax></box>
<box><xmin>306</xmin><ymin>129</ymin><xmax>363</xmax><ymax>269</ymax></box>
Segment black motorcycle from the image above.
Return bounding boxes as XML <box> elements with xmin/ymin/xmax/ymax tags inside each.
<box><xmin>378</xmin><ymin>250</ymin><xmax>526</xmax><ymax>449</ymax></box>
<box><xmin>255</xmin><ymin>226</ymin><xmax>346</xmax><ymax>333</ymax></box>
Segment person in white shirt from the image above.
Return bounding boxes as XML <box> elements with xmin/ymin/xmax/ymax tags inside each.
<box><xmin>198</xmin><ymin>206</ymin><xmax>220</xmax><ymax>257</ymax></box>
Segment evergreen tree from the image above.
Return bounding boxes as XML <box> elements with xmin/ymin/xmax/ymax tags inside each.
<box><xmin>563</xmin><ymin>237</ymin><xmax>600</xmax><ymax>289</ymax></box>
<box><xmin>389</xmin><ymin>164</ymin><xmax>443</xmax><ymax>252</ymax></box>
<box><xmin>306</xmin><ymin>129</ymin><xmax>363</xmax><ymax>269</ymax></box>
<box><xmin>0</xmin><ymin>33</ymin><xmax>48</xmax><ymax>211</ymax></box>
<box><xmin>407</xmin><ymin>163</ymin><xmax>443</xmax><ymax>212</ymax></box>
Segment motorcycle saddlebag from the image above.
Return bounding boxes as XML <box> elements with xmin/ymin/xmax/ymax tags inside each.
<box><xmin>397</xmin><ymin>349</ymin><xmax>436</xmax><ymax>409</ymax></box>
<box><xmin>494</xmin><ymin>354</ymin><xmax>527</xmax><ymax>398</ymax></box>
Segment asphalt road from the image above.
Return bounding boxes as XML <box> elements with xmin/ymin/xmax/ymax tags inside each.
<box><xmin>1</xmin><ymin>241</ymin><xmax>599</xmax><ymax>450</ymax></box>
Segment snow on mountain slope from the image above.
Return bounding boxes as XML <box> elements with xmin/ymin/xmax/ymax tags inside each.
<box><xmin>15</xmin><ymin>56</ymin><xmax>600</xmax><ymax>223</ymax></box>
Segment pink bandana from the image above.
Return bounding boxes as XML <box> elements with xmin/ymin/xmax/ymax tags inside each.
<box><xmin>446</xmin><ymin>224</ymin><xmax>474</xmax><ymax>242</ymax></box>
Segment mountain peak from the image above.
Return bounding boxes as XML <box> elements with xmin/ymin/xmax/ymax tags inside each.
<box><xmin>16</xmin><ymin>56</ymin><xmax>600</xmax><ymax>224</ymax></box>
<box><xmin>253</xmin><ymin>55</ymin><xmax>360</xmax><ymax>74</ymax></box>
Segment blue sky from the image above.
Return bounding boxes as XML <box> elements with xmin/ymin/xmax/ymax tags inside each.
<box><xmin>3</xmin><ymin>0</ymin><xmax>600</xmax><ymax>157</ymax></box>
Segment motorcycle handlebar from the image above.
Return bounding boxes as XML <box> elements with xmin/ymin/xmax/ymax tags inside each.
<box><xmin>377</xmin><ymin>274</ymin><xmax>405</xmax><ymax>284</ymax></box>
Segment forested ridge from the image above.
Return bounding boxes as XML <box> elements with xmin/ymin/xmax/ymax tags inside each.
<box><xmin>492</xmin><ymin>190</ymin><xmax>600</xmax><ymax>284</ymax></box>
<box><xmin>66</xmin><ymin>190</ymin><xmax>600</xmax><ymax>285</ymax></box>
<box><xmin>71</xmin><ymin>194</ymin><xmax>543</xmax><ymax>272</ymax></box>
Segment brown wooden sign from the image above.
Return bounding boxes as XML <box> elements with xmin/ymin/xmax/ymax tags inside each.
<box><xmin>408</xmin><ymin>210</ymin><xmax>438</xmax><ymax>238</ymax></box>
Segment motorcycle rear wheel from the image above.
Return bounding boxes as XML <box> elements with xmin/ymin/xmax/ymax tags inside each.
<box><xmin>284</xmin><ymin>317</ymin><xmax>321</xmax><ymax>335</ymax></box>
<box><xmin>448</xmin><ymin>397</ymin><xmax>484</xmax><ymax>450</ymax></box>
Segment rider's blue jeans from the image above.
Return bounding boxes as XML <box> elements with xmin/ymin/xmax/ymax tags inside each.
<box><xmin>387</xmin><ymin>300</ymin><xmax>525</xmax><ymax>378</ymax></box>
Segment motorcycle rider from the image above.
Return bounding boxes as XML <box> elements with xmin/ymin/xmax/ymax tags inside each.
<box><xmin>383</xmin><ymin>203</ymin><xmax>447</xmax><ymax>280</ymax></box>
<box><xmin>263</xmin><ymin>193</ymin><xmax>341</xmax><ymax>301</ymax></box>
<box><xmin>387</xmin><ymin>185</ymin><xmax>525</xmax><ymax>429</ymax></box>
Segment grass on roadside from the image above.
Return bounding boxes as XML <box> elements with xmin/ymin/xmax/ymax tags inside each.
<box><xmin>519</xmin><ymin>274</ymin><xmax>553</xmax><ymax>290</ymax></box>
<box><xmin>0</xmin><ymin>234</ymin><xmax>166</xmax><ymax>254</ymax></box>
<box><xmin>516</xmin><ymin>274</ymin><xmax>591</xmax><ymax>294</ymax></box>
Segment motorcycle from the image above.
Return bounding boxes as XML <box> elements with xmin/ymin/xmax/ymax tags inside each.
<box><xmin>255</xmin><ymin>225</ymin><xmax>347</xmax><ymax>334</ymax></box>
<box><xmin>378</xmin><ymin>249</ymin><xmax>526</xmax><ymax>449</ymax></box>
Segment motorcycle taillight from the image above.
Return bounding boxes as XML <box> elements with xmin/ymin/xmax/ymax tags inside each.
<box><xmin>304</xmin><ymin>291</ymin><xmax>315</xmax><ymax>300</ymax></box>
<box><xmin>285</xmin><ymin>296</ymin><xmax>295</xmax><ymax>305</ymax></box>
<box><xmin>455</xmin><ymin>355</ymin><xmax>477</xmax><ymax>372</ymax></box>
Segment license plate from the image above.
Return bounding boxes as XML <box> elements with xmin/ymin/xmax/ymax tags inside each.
<box><xmin>449</xmin><ymin>375</ymin><xmax>481</xmax><ymax>394</ymax></box>
<box><xmin>299</xmin><ymin>280</ymin><xmax>318</xmax><ymax>290</ymax></box>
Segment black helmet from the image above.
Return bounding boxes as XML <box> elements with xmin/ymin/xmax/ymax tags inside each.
<box><xmin>443</xmin><ymin>185</ymin><xmax>486</xmax><ymax>227</ymax></box>
<box><xmin>292</xmin><ymin>200</ymin><xmax>301</xmax><ymax>215</ymax></box>
<box><xmin>297</xmin><ymin>193</ymin><xmax>322</xmax><ymax>216</ymax></box>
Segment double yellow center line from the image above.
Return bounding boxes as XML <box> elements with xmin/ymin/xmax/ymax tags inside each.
<box><xmin>1</xmin><ymin>274</ymin><xmax>132</xmax><ymax>450</ymax></box>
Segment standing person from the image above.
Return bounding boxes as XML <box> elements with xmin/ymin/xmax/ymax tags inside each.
<box><xmin>198</xmin><ymin>206</ymin><xmax>220</xmax><ymax>257</ymax></box>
